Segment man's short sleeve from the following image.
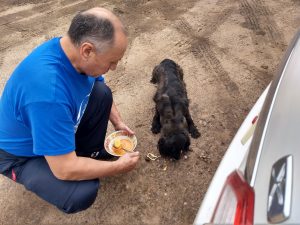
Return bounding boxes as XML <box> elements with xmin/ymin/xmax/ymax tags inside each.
<box><xmin>21</xmin><ymin>102</ymin><xmax>75</xmax><ymax>156</ymax></box>
<box><xmin>95</xmin><ymin>75</ymin><xmax>105</xmax><ymax>82</ymax></box>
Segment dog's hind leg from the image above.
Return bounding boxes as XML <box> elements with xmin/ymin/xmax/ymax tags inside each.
<box><xmin>151</xmin><ymin>108</ymin><xmax>161</xmax><ymax>134</ymax></box>
<box><xmin>185</xmin><ymin>110</ymin><xmax>201</xmax><ymax>138</ymax></box>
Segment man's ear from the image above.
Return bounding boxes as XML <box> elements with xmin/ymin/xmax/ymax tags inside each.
<box><xmin>80</xmin><ymin>42</ymin><xmax>95</xmax><ymax>61</ymax></box>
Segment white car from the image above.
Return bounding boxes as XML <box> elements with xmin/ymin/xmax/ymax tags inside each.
<box><xmin>194</xmin><ymin>29</ymin><xmax>300</xmax><ymax>225</ymax></box>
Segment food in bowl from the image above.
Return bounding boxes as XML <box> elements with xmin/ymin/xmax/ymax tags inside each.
<box><xmin>104</xmin><ymin>130</ymin><xmax>137</xmax><ymax>156</ymax></box>
<box><xmin>112</xmin><ymin>138</ymin><xmax>134</xmax><ymax>155</ymax></box>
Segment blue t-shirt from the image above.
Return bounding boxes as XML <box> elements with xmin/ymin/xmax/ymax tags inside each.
<box><xmin>0</xmin><ymin>37</ymin><xmax>103</xmax><ymax>157</ymax></box>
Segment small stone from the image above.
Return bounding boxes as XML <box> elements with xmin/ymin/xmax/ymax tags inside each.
<box><xmin>184</xmin><ymin>202</ymin><xmax>187</xmax><ymax>206</ymax></box>
<box><xmin>184</xmin><ymin>155</ymin><xmax>188</xmax><ymax>160</ymax></box>
<box><xmin>145</xmin><ymin>156</ymin><xmax>151</xmax><ymax>162</ymax></box>
<box><xmin>200</xmin><ymin>120</ymin><xmax>208</xmax><ymax>127</ymax></box>
<box><xmin>164</xmin><ymin>193</ymin><xmax>167</xmax><ymax>196</ymax></box>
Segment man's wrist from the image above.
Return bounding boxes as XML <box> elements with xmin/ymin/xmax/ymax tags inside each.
<box><xmin>111</xmin><ymin>160</ymin><xmax>122</xmax><ymax>174</ymax></box>
<box><xmin>112</xmin><ymin>121</ymin><xmax>124</xmax><ymax>130</ymax></box>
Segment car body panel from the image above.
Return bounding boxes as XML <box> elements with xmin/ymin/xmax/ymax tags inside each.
<box><xmin>193</xmin><ymin>85</ymin><xmax>269</xmax><ymax>225</ymax></box>
<box><xmin>194</xmin><ymin>30</ymin><xmax>300</xmax><ymax>225</ymax></box>
<box><xmin>252</xmin><ymin>32</ymin><xmax>300</xmax><ymax>224</ymax></box>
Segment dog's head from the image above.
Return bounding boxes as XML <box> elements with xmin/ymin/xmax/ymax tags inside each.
<box><xmin>156</xmin><ymin>95</ymin><xmax>190</xmax><ymax>160</ymax></box>
<box><xmin>151</xmin><ymin>58</ymin><xmax>184</xmax><ymax>84</ymax></box>
<box><xmin>158</xmin><ymin>131</ymin><xmax>190</xmax><ymax>160</ymax></box>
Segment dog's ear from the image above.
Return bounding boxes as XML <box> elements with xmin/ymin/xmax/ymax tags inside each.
<box><xmin>176</xmin><ymin>63</ymin><xmax>184</xmax><ymax>81</ymax></box>
<box><xmin>150</xmin><ymin>65</ymin><xmax>160</xmax><ymax>84</ymax></box>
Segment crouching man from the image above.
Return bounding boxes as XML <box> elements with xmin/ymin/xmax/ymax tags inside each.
<box><xmin>0</xmin><ymin>7</ymin><xmax>139</xmax><ymax>213</ymax></box>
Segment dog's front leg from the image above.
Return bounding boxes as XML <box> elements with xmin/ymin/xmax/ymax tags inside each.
<box><xmin>151</xmin><ymin>107</ymin><xmax>161</xmax><ymax>134</ymax></box>
<box><xmin>185</xmin><ymin>110</ymin><xmax>201</xmax><ymax>138</ymax></box>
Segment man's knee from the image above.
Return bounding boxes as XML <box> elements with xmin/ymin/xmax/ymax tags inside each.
<box><xmin>91</xmin><ymin>81</ymin><xmax>112</xmax><ymax>104</ymax></box>
<box><xmin>62</xmin><ymin>179</ymin><xmax>100</xmax><ymax>214</ymax></box>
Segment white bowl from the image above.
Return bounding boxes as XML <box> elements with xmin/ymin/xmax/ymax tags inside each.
<box><xmin>104</xmin><ymin>130</ymin><xmax>137</xmax><ymax>157</ymax></box>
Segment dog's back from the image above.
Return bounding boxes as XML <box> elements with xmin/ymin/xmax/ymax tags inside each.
<box><xmin>151</xmin><ymin>59</ymin><xmax>187</xmax><ymax>105</ymax></box>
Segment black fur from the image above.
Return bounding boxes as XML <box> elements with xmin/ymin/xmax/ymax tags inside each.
<box><xmin>151</xmin><ymin>59</ymin><xmax>200</xmax><ymax>160</ymax></box>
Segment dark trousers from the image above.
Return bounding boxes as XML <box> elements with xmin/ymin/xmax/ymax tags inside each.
<box><xmin>0</xmin><ymin>81</ymin><xmax>113</xmax><ymax>213</ymax></box>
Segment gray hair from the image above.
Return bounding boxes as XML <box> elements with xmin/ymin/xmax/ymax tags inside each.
<box><xmin>67</xmin><ymin>11</ymin><xmax>115</xmax><ymax>53</ymax></box>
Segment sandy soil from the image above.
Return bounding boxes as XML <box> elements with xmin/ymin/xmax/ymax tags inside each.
<box><xmin>0</xmin><ymin>0</ymin><xmax>299</xmax><ymax>224</ymax></box>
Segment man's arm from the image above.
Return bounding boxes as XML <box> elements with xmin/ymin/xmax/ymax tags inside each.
<box><xmin>109</xmin><ymin>101</ymin><xmax>134</xmax><ymax>134</ymax></box>
<box><xmin>45</xmin><ymin>150</ymin><xmax>139</xmax><ymax>181</ymax></box>
<box><xmin>45</xmin><ymin>101</ymin><xmax>141</xmax><ymax>181</ymax></box>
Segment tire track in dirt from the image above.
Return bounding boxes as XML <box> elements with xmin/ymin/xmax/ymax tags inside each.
<box><xmin>172</xmin><ymin>8</ymin><xmax>249</xmax><ymax>135</ymax></box>
<box><xmin>213</xmin><ymin>46</ymin><xmax>273</xmax><ymax>88</ymax></box>
<box><xmin>151</xmin><ymin>0</ymin><xmax>196</xmax><ymax>21</ymax></box>
<box><xmin>0</xmin><ymin>0</ymin><xmax>99</xmax><ymax>51</ymax></box>
<box><xmin>233</xmin><ymin>57</ymin><xmax>273</xmax><ymax>87</ymax></box>
<box><xmin>192</xmin><ymin>38</ymin><xmax>240</xmax><ymax>94</ymax></box>
<box><xmin>0</xmin><ymin>0</ymin><xmax>107</xmax><ymax>94</ymax></box>
<box><xmin>293</xmin><ymin>0</ymin><xmax>300</xmax><ymax>5</ymax></box>
<box><xmin>0</xmin><ymin>0</ymin><xmax>89</xmax><ymax>32</ymax></box>
<box><xmin>240</xmin><ymin>0</ymin><xmax>285</xmax><ymax>49</ymax></box>
<box><xmin>174</xmin><ymin>17</ymin><xmax>241</xmax><ymax>99</ymax></box>
<box><xmin>114</xmin><ymin>39</ymin><xmax>190</xmax><ymax>93</ymax></box>
<box><xmin>117</xmin><ymin>0</ymin><xmax>199</xmax><ymax>39</ymax></box>
<box><xmin>201</xmin><ymin>7</ymin><xmax>235</xmax><ymax>38</ymax></box>
<box><xmin>0</xmin><ymin>3</ymin><xmax>55</xmax><ymax>48</ymax></box>
<box><xmin>0</xmin><ymin>1</ymin><xmax>55</xmax><ymax>26</ymax></box>
<box><xmin>115</xmin><ymin>0</ymin><xmax>198</xmax><ymax>88</ymax></box>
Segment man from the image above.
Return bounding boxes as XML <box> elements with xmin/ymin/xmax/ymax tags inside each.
<box><xmin>0</xmin><ymin>7</ymin><xmax>140</xmax><ymax>213</ymax></box>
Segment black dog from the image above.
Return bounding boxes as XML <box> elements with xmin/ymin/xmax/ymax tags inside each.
<box><xmin>151</xmin><ymin>59</ymin><xmax>200</xmax><ymax>160</ymax></box>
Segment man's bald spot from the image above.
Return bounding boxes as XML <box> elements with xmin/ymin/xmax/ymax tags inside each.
<box><xmin>82</xmin><ymin>7</ymin><xmax>126</xmax><ymax>35</ymax></box>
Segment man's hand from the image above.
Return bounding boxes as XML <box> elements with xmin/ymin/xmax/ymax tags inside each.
<box><xmin>113</xmin><ymin>121</ymin><xmax>134</xmax><ymax>135</ymax></box>
<box><xmin>115</xmin><ymin>151</ymin><xmax>140</xmax><ymax>173</ymax></box>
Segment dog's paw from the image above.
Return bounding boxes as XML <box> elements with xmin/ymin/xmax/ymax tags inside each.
<box><xmin>190</xmin><ymin>126</ymin><xmax>201</xmax><ymax>139</ymax></box>
<box><xmin>151</xmin><ymin>125</ymin><xmax>161</xmax><ymax>134</ymax></box>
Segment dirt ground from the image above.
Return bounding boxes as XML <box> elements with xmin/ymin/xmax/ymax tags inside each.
<box><xmin>0</xmin><ymin>0</ymin><xmax>299</xmax><ymax>224</ymax></box>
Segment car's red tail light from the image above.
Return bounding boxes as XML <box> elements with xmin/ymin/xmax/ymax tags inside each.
<box><xmin>211</xmin><ymin>170</ymin><xmax>255</xmax><ymax>225</ymax></box>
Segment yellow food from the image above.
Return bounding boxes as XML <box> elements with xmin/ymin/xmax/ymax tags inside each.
<box><xmin>121</xmin><ymin>139</ymin><xmax>133</xmax><ymax>151</ymax></box>
<box><xmin>112</xmin><ymin>139</ymin><xmax>134</xmax><ymax>155</ymax></box>
<box><xmin>113</xmin><ymin>139</ymin><xmax>122</xmax><ymax>149</ymax></box>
